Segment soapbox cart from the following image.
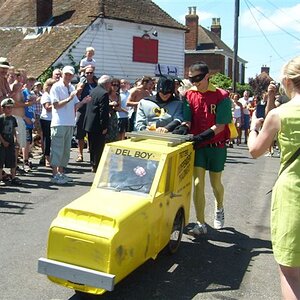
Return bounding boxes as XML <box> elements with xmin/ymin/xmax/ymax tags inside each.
<box><xmin>38</xmin><ymin>131</ymin><xmax>194</xmax><ymax>295</ymax></box>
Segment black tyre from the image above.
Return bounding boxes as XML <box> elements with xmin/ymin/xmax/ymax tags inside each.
<box><xmin>167</xmin><ymin>208</ymin><xmax>185</xmax><ymax>254</ymax></box>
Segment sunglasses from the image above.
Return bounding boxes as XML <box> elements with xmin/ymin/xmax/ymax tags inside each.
<box><xmin>112</xmin><ymin>83</ymin><xmax>120</xmax><ymax>87</ymax></box>
<box><xmin>85</xmin><ymin>72</ymin><xmax>93</xmax><ymax>75</ymax></box>
<box><xmin>188</xmin><ymin>73</ymin><xmax>207</xmax><ymax>83</ymax></box>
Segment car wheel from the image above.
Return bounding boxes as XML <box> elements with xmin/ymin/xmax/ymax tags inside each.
<box><xmin>167</xmin><ymin>208</ymin><xmax>185</xmax><ymax>254</ymax></box>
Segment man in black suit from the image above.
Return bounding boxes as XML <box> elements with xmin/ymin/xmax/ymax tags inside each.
<box><xmin>83</xmin><ymin>75</ymin><xmax>111</xmax><ymax>172</ymax></box>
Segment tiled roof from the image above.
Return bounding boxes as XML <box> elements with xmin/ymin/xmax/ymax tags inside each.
<box><xmin>198</xmin><ymin>26</ymin><xmax>233</xmax><ymax>54</ymax></box>
<box><xmin>0</xmin><ymin>0</ymin><xmax>186</xmax><ymax>78</ymax></box>
<box><xmin>197</xmin><ymin>25</ymin><xmax>247</xmax><ymax>63</ymax></box>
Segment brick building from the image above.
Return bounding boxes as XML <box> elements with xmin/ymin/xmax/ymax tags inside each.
<box><xmin>184</xmin><ymin>6</ymin><xmax>247</xmax><ymax>83</ymax></box>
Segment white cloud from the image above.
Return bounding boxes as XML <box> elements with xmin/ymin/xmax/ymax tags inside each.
<box><xmin>241</xmin><ymin>4</ymin><xmax>300</xmax><ymax>33</ymax></box>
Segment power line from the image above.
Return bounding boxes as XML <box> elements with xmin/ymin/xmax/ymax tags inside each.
<box><xmin>246</xmin><ymin>0</ymin><xmax>300</xmax><ymax>43</ymax></box>
<box><xmin>265</xmin><ymin>0</ymin><xmax>300</xmax><ymax>26</ymax></box>
<box><xmin>243</xmin><ymin>0</ymin><xmax>285</xmax><ymax>61</ymax></box>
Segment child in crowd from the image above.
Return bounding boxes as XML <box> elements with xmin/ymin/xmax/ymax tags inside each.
<box><xmin>79</xmin><ymin>47</ymin><xmax>96</xmax><ymax>76</ymax></box>
<box><xmin>0</xmin><ymin>98</ymin><xmax>22</xmax><ymax>185</ymax></box>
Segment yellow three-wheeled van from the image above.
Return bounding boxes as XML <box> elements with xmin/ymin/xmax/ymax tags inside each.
<box><xmin>38</xmin><ymin>132</ymin><xmax>194</xmax><ymax>295</ymax></box>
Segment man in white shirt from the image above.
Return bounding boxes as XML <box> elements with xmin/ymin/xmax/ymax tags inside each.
<box><xmin>50</xmin><ymin>66</ymin><xmax>91</xmax><ymax>184</ymax></box>
<box><xmin>117</xmin><ymin>79</ymin><xmax>131</xmax><ymax>140</ymax></box>
<box><xmin>238</xmin><ymin>90</ymin><xmax>251</xmax><ymax>143</ymax></box>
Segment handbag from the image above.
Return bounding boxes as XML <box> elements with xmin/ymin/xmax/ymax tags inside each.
<box><xmin>267</xmin><ymin>146</ymin><xmax>300</xmax><ymax>195</ymax></box>
<box><xmin>228</xmin><ymin>121</ymin><xmax>238</xmax><ymax>139</ymax></box>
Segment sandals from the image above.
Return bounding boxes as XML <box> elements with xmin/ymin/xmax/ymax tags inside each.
<box><xmin>76</xmin><ymin>155</ymin><xmax>83</xmax><ymax>162</ymax></box>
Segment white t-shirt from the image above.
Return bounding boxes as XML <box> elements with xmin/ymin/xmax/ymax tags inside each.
<box><xmin>233</xmin><ymin>103</ymin><xmax>242</xmax><ymax>118</ymax></box>
<box><xmin>40</xmin><ymin>92</ymin><xmax>52</xmax><ymax>121</ymax></box>
<box><xmin>117</xmin><ymin>90</ymin><xmax>130</xmax><ymax>119</ymax></box>
<box><xmin>238</xmin><ymin>97</ymin><xmax>250</xmax><ymax>115</ymax></box>
<box><xmin>80</xmin><ymin>57</ymin><xmax>96</xmax><ymax>69</ymax></box>
<box><xmin>50</xmin><ymin>79</ymin><xmax>79</xmax><ymax>127</ymax></box>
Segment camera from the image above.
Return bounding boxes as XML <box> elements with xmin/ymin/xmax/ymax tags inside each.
<box><xmin>270</xmin><ymin>81</ymin><xmax>280</xmax><ymax>89</ymax></box>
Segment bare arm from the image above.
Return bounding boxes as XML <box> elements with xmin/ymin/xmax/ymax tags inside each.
<box><xmin>126</xmin><ymin>89</ymin><xmax>139</xmax><ymax>108</ymax></box>
<box><xmin>212</xmin><ymin>124</ymin><xmax>225</xmax><ymax>134</ymax></box>
<box><xmin>248</xmin><ymin>109</ymin><xmax>280</xmax><ymax>158</ymax></box>
<box><xmin>0</xmin><ymin>133</ymin><xmax>9</xmax><ymax>147</ymax></box>
<box><xmin>265</xmin><ymin>83</ymin><xmax>277</xmax><ymax>116</ymax></box>
<box><xmin>43</xmin><ymin>102</ymin><xmax>52</xmax><ymax>112</ymax></box>
<box><xmin>75</xmin><ymin>95</ymin><xmax>92</xmax><ymax>111</ymax></box>
<box><xmin>53</xmin><ymin>90</ymin><xmax>78</xmax><ymax>109</ymax></box>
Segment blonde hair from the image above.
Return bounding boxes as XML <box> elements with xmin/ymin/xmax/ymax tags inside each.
<box><xmin>281</xmin><ymin>56</ymin><xmax>300</xmax><ymax>90</ymax></box>
<box><xmin>86</xmin><ymin>47</ymin><xmax>95</xmax><ymax>53</ymax></box>
<box><xmin>43</xmin><ymin>78</ymin><xmax>56</xmax><ymax>90</ymax></box>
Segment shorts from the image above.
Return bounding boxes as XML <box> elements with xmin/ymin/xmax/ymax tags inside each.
<box><xmin>50</xmin><ymin>126</ymin><xmax>74</xmax><ymax>168</ymax></box>
<box><xmin>75</xmin><ymin>111</ymin><xmax>86</xmax><ymax>140</ymax></box>
<box><xmin>233</xmin><ymin>117</ymin><xmax>242</xmax><ymax>128</ymax></box>
<box><xmin>194</xmin><ymin>146</ymin><xmax>227</xmax><ymax>172</ymax></box>
<box><xmin>0</xmin><ymin>145</ymin><xmax>16</xmax><ymax>168</ymax></box>
<box><xmin>26</xmin><ymin>128</ymin><xmax>33</xmax><ymax>143</ymax></box>
<box><xmin>14</xmin><ymin>115</ymin><xmax>26</xmax><ymax>148</ymax></box>
<box><xmin>241</xmin><ymin>114</ymin><xmax>250</xmax><ymax>130</ymax></box>
<box><xmin>118</xmin><ymin>118</ymin><xmax>129</xmax><ymax>133</ymax></box>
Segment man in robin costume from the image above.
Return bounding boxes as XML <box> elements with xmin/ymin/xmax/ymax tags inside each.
<box><xmin>175</xmin><ymin>61</ymin><xmax>232</xmax><ymax>235</ymax></box>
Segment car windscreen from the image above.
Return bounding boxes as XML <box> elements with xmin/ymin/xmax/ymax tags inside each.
<box><xmin>98</xmin><ymin>153</ymin><xmax>159</xmax><ymax>195</ymax></box>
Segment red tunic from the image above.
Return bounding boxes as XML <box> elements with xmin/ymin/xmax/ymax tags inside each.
<box><xmin>186</xmin><ymin>87</ymin><xmax>230</xmax><ymax>147</ymax></box>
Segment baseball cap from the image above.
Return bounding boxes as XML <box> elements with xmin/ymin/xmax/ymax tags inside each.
<box><xmin>156</xmin><ymin>76</ymin><xmax>175</xmax><ymax>95</ymax></box>
<box><xmin>62</xmin><ymin>66</ymin><xmax>75</xmax><ymax>75</ymax></box>
<box><xmin>1</xmin><ymin>98</ymin><xmax>15</xmax><ymax>107</ymax></box>
<box><xmin>0</xmin><ymin>57</ymin><xmax>10</xmax><ymax>69</ymax></box>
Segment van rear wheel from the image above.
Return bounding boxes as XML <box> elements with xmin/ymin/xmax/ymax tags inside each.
<box><xmin>167</xmin><ymin>209</ymin><xmax>184</xmax><ymax>254</ymax></box>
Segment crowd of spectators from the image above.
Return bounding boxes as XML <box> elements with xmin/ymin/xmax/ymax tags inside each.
<box><xmin>0</xmin><ymin>46</ymin><xmax>286</xmax><ymax>186</ymax></box>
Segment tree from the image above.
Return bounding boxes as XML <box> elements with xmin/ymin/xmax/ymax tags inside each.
<box><xmin>210</xmin><ymin>73</ymin><xmax>232</xmax><ymax>90</ymax></box>
<box><xmin>236</xmin><ymin>82</ymin><xmax>253</xmax><ymax>97</ymax></box>
<box><xmin>248</xmin><ymin>72</ymin><xmax>273</xmax><ymax>97</ymax></box>
<box><xmin>210</xmin><ymin>73</ymin><xmax>252</xmax><ymax>96</ymax></box>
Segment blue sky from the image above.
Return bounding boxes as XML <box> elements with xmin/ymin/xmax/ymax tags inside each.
<box><xmin>153</xmin><ymin>0</ymin><xmax>300</xmax><ymax>82</ymax></box>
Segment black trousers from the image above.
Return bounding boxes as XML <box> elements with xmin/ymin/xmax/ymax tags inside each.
<box><xmin>87</xmin><ymin>132</ymin><xmax>106</xmax><ymax>169</ymax></box>
<box><xmin>128</xmin><ymin>111</ymin><xmax>136</xmax><ymax>132</ymax></box>
<box><xmin>40</xmin><ymin>119</ymin><xmax>51</xmax><ymax>156</ymax></box>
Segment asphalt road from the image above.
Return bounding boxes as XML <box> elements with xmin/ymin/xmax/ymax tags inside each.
<box><xmin>0</xmin><ymin>144</ymin><xmax>281</xmax><ymax>300</ymax></box>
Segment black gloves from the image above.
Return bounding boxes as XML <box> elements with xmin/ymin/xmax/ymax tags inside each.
<box><xmin>172</xmin><ymin>124</ymin><xmax>189</xmax><ymax>135</ymax></box>
<box><xmin>164</xmin><ymin>119</ymin><xmax>181</xmax><ymax>132</ymax></box>
<box><xmin>192</xmin><ymin>128</ymin><xmax>215</xmax><ymax>144</ymax></box>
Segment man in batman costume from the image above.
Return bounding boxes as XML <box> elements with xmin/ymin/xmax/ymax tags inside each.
<box><xmin>135</xmin><ymin>76</ymin><xmax>183</xmax><ymax>132</ymax></box>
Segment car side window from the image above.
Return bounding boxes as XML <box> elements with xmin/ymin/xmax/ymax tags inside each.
<box><xmin>157</xmin><ymin>157</ymin><xmax>173</xmax><ymax>194</ymax></box>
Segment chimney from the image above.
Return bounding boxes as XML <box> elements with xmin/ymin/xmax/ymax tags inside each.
<box><xmin>261</xmin><ymin>65</ymin><xmax>270</xmax><ymax>75</ymax></box>
<box><xmin>31</xmin><ymin>0</ymin><xmax>53</xmax><ymax>26</ymax></box>
<box><xmin>99</xmin><ymin>0</ymin><xmax>105</xmax><ymax>18</ymax></box>
<box><xmin>210</xmin><ymin>18</ymin><xmax>221</xmax><ymax>39</ymax></box>
<box><xmin>185</xmin><ymin>6</ymin><xmax>199</xmax><ymax>50</ymax></box>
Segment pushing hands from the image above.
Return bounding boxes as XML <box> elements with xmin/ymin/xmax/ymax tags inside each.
<box><xmin>155</xmin><ymin>127</ymin><xmax>168</xmax><ymax>133</ymax></box>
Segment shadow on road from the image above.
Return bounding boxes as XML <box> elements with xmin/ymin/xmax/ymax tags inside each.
<box><xmin>68</xmin><ymin>226</ymin><xmax>272</xmax><ymax>300</ymax></box>
<box><xmin>0</xmin><ymin>199</ymin><xmax>33</xmax><ymax>215</ymax></box>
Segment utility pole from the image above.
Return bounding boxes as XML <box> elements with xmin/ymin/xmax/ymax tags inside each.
<box><xmin>232</xmin><ymin>0</ymin><xmax>239</xmax><ymax>92</ymax></box>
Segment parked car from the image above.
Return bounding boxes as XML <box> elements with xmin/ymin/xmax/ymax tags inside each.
<box><xmin>38</xmin><ymin>131</ymin><xmax>194</xmax><ymax>296</ymax></box>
